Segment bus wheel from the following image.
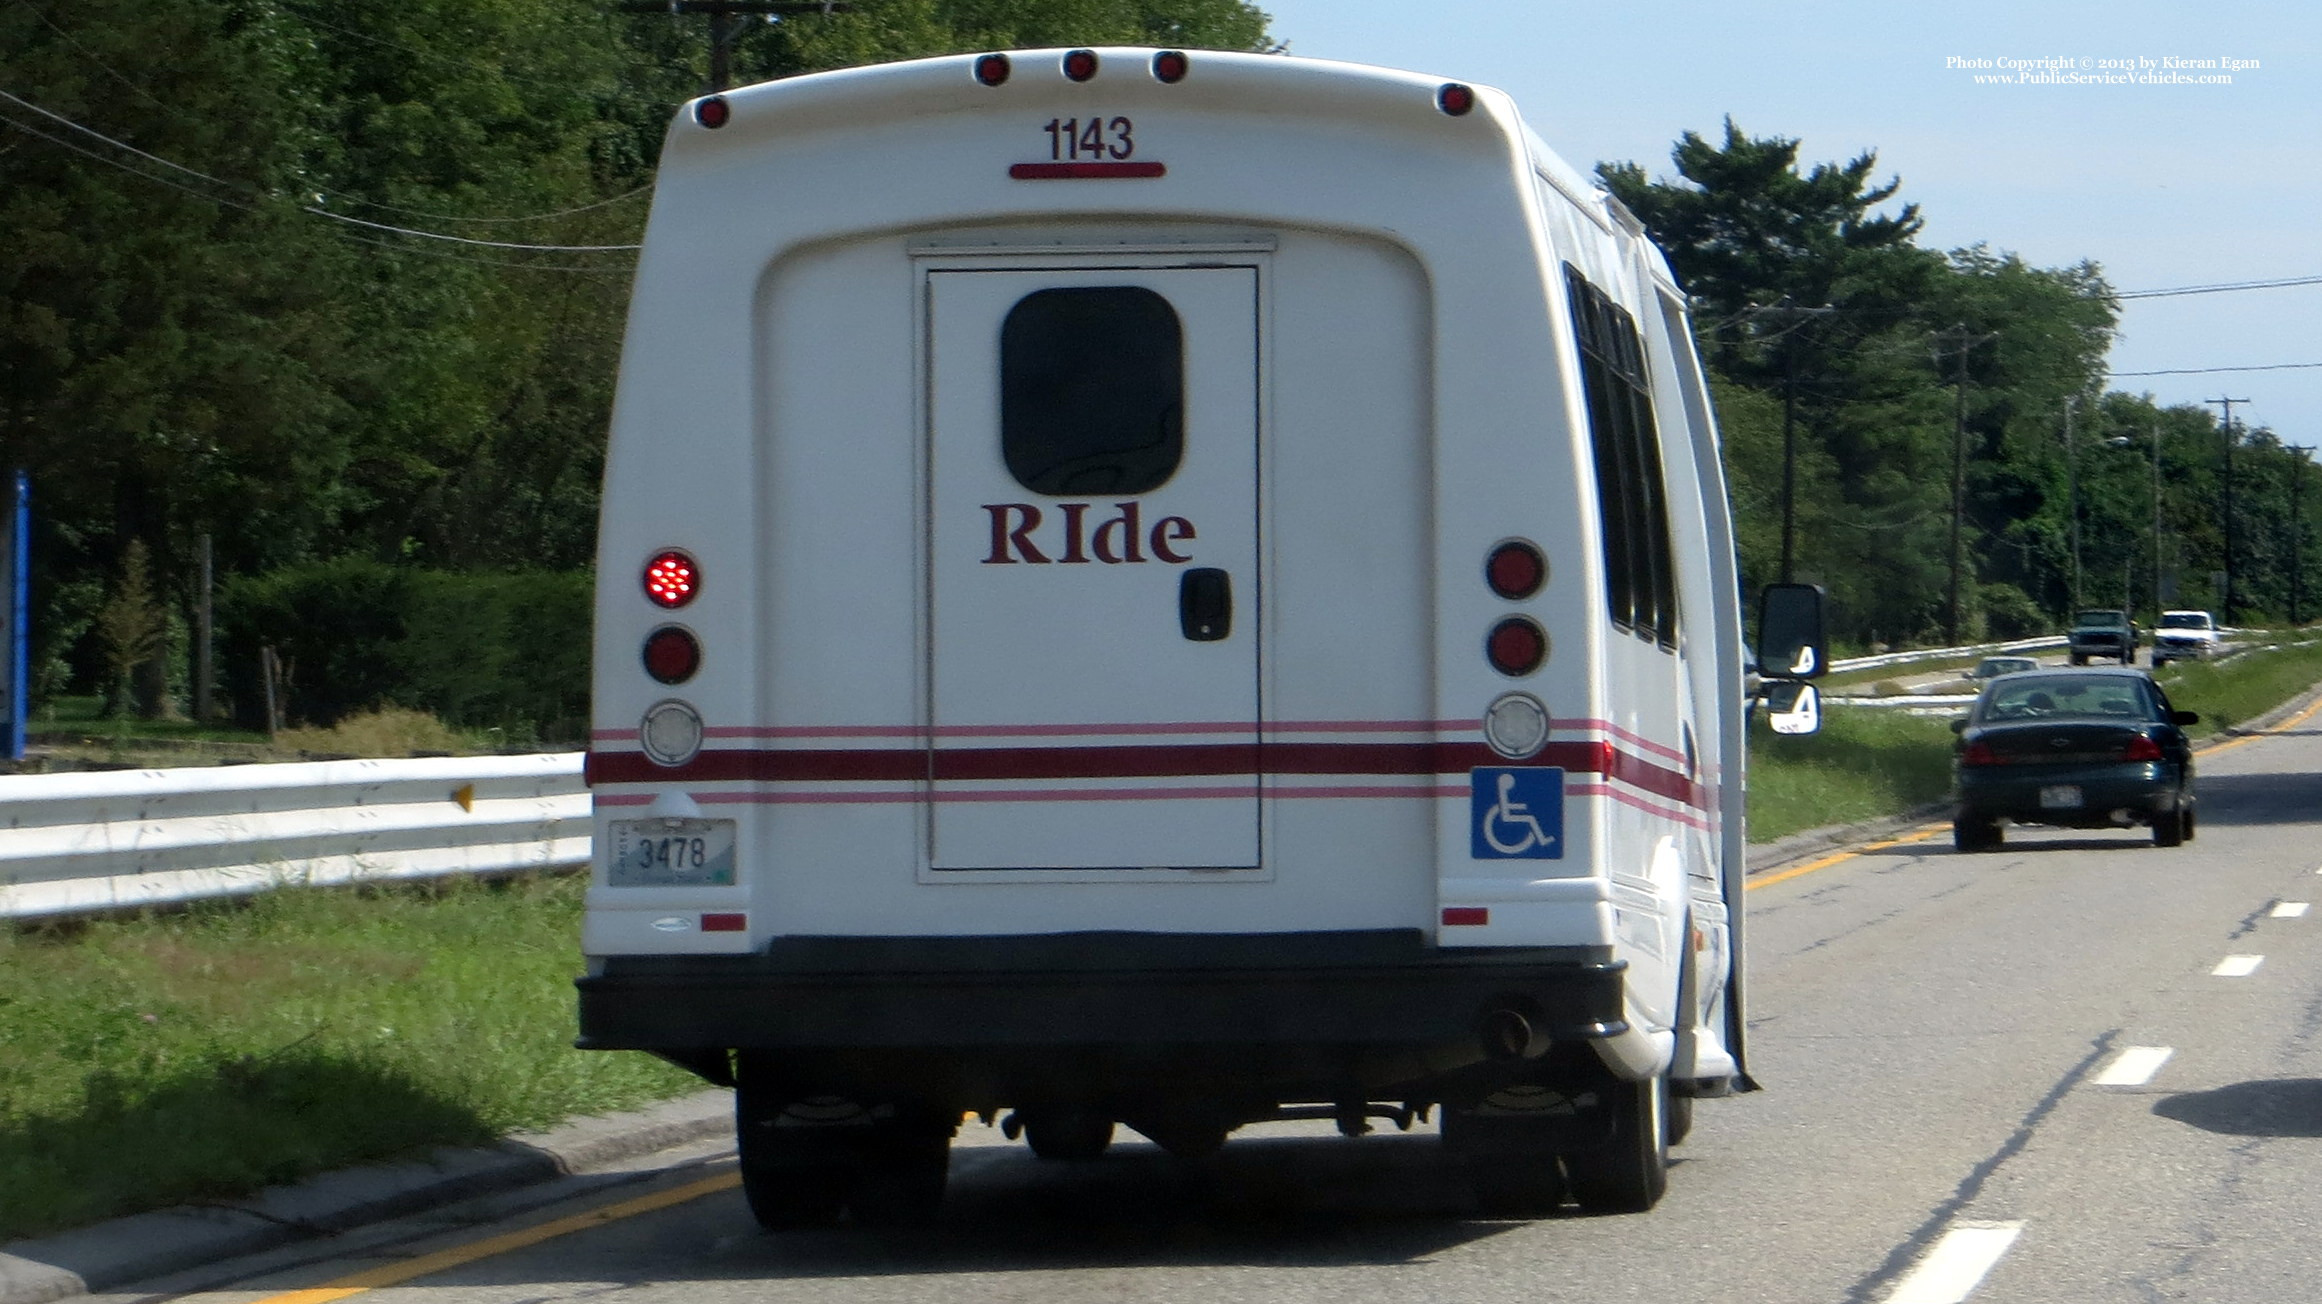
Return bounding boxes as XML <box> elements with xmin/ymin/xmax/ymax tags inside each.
<box><xmin>735</xmin><ymin>1087</ymin><xmax>851</xmax><ymax>1230</ymax></box>
<box><xmin>1563</xmin><ymin>1073</ymin><xmax>1669</xmax><ymax>1214</ymax></box>
<box><xmin>1021</xmin><ymin>1108</ymin><xmax>1116</xmax><ymax>1161</ymax></box>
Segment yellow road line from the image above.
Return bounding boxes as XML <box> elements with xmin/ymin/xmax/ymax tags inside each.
<box><xmin>2196</xmin><ymin>690</ymin><xmax>2322</xmax><ymax>758</ymax></box>
<box><xmin>247</xmin><ymin>1171</ymin><xmax>740</xmax><ymax>1304</ymax></box>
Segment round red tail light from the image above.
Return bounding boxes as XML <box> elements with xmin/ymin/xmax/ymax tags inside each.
<box><xmin>973</xmin><ymin>53</ymin><xmax>1011</xmax><ymax>86</ymax></box>
<box><xmin>694</xmin><ymin>96</ymin><xmax>730</xmax><ymax>129</ymax></box>
<box><xmin>643</xmin><ymin>626</ymin><xmax>702</xmax><ymax>685</ymax></box>
<box><xmin>1487</xmin><ymin>617</ymin><xmax>1547</xmax><ymax>677</ymax></box>
<box><xmin>644</xmin><ymin>550</ymin><xmax>699</xmax><ymax>608</ymax></box>
<box><xmin>1063</xmin><ymin>49</ymin><xmax>1099</xmax><ymax>82</ymax></box>
<box><xmin>1152</xmin><ymin>50</ymin><xmax>1189</xmax><ymax>83</ymax></box>
<box><xmin>1438</xmin><ymin>82</ymin><xmax>1475</xmax><ymax>116</ymax></box>
<box><xmin>1486</xmin><ymin>540</ymin><xmax>1546</xmax><ymax>600</ymax></box>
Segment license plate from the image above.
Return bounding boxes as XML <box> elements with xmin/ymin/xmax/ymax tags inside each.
<box><xmin>608</xmin><ymin>818</ymin><xmax>737</xmax><ymax>886</ymax></box>
<box><xmin>2039</xmin><ymin>785</ymin><xmax>2083</xmax><ymax>810</ymax></box>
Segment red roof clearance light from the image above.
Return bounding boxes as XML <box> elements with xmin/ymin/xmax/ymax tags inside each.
<box><xmin>1486</xmin><ymin>540</ymin><xmax>1546</xmax><ymax>600</ymax></box>
<box><xmin>642</xmin><ymin>626</ymin><xmax>702</xmax><ymax>685</ymax></box>
<box><xmin>644</xmin><ymin>550</ymin><xmax>699</xmax><ymax>608</ymax></box>
<box><xmin>1152</xmin><ymin>50</ymin><xmax>1189</xmax><ymax>83</ymax></box>
<box><xmin>1437</xmin><ymin>82</ymin><xmax>1476</xmax><ymax>116</ymax></box>
<box><xmin>694</xmin><ymin>96</ymin><xmax>730</xmax><ymax>129</ymax></box>
<box><xmin>1063</xmin><ymin>49</ymin><xmax>1099</xmax><ymax>82</ymax></box>
<box><xmin>1487</xmin><ymin>617</ymin><xmax>1547</xmax><ymax>677</ymax></box>
<box><xmin>973</xmin><ymin>53</ymin><xmax>1011</xmax><ymax>86</ymax></box>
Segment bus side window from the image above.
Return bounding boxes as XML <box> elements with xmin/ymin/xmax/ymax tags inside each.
<box><xmin>1565</xmin><ymin>265</ymin><xmax>1677</xmax><ymax>650</ymax></box>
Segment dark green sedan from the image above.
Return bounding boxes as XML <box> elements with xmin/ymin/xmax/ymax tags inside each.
<box><xmin>1951</xmin><ymin>667</ymin><xmax>2199</xmax><ymax>852</ymax></box>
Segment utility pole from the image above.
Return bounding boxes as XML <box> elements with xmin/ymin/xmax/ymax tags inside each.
<box><xmin>2293</xmin><ymin>446</ymin><xmax>2313</xmax><ymax>625</ymax></box>
<box><xmin>2149</xmin><ymin>420</ymin><xmax>2163</xmax><ymax>620</ymax></box>
<box><xmin>618</xmin><ymin>1</ymin><xmax>849</xmax><ymax>93</ymax></box>
<box><xmin>2064</xmin><ymin>396</ymin><xmax>2081</xmax><ymax>612</ymax></box>
<box><xmin>1934</xmin><ymin>326</ymin><xmax>1997</xmax><ymax>645</ymax></box>
<box><xmin>2207</xmin><ymin>396</ymin><xmax>2250</xmax><ymax>624</ymax></box>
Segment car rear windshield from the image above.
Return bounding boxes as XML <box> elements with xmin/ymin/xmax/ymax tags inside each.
<box><xmin>2076</xmin><ymin>610</ymin><xmax>2128</xmax><ymax>626</ymax></box>
<box><xmin>1978</xmin><ymin>677</ymin><xmax>2157</xmax><ymax>722</ymax></box>
<box><xmin>2160</xmin><ymin>613</ymin><xmax>2212</xmax><ymax>629</ymax></box>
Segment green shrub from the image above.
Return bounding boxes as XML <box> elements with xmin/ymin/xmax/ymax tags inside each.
<box><xmin>217</xmin><ymin>561</ymin><xmax>590</xmax><ymax>742</ymax></box>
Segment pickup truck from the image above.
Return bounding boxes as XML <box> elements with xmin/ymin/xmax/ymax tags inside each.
<box><xmin>2150</xmin><ymin>610</ymin><xmax>2221</xmax><ymax>666</ymax></box>
<box><xmin>2067</xmin><ymin>609</ymin><xmax>2139</xmax><ymax>665</ymax></box>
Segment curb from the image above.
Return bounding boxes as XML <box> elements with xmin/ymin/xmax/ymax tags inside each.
<box><xmin>0</xmin><ymin>1089</ymin><xmax>732</xmax><ymax>1304</ymax></box>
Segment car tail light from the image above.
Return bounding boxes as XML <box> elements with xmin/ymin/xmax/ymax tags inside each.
<box><xmin>1063</xmin><ymin>49</ymin><xmax>1098</xmax><ymax>82</ymax></box>
<box><xmin>2120</xmin><ymin>735</ymin><xmax>2165</xmax><ymax>762</ymax></box>
<box><xmin>973</xmin><ymin>53</ymin><xmax>1010</xmax><ymax>86</ymax></box>
<box><xmin>1487</xmin><ymin>617</ymin><xmax>1547</xmax><ymax>676</ymax></box>
<box><xmin>1960</xmin><ymin>741</ymin><xmax>2002</xmax><ymax>766</ymax></box>
<box><xmin>643</xmin><ymin>626</ymin><xmax>701</xmax><ymax>685</ymax></box>
<box><xmin>1486</xmin><ymin>540</ymin><xmax>1546</xmax><ymax>600</ymax></box>
<box><xmin>1152</xmin><ymin>50</ymin><xmax>1189</xmax><ymax>83</ymax></box>
<box><xmin>644</xmin><ymin>550</ymin><xmax>698</xmax><ymax>608</ymax></box>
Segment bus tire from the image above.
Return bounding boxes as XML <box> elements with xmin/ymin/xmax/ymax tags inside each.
<box><xmin>1563</xmin><ymin>1073</ymin><xmax>1669</xmax><ymax>1214</ymax></box>
<box><xmin>1021</xmin><ymin>1108</ymin><xmax>1115</xmax><ymax>1161</ymax></box>
<box><xmin>846</xmin><ymin>1114</ymin><xmax>952</xmax><ymax>1227</ymax></box>
<box><xmin>735</xmin><ymin>1088</ymin><xmax>849</xmax><ymax>1230</ymax></box>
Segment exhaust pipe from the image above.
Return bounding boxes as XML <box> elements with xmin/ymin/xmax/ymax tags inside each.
<box><xmin>1480</xmin><ymin>1006</ymin><xmax>1548</xmax><ymax>1061</ymax></box>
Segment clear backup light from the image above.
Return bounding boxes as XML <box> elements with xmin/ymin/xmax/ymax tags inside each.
<box><xmin>642</xmin><ymin>700</ymin><xmax>704</xmax><ymax>768</ymax></box>
<box><xmin>644</xmin><ymin>550</ymin><xmax>699</xmax><ymax>608</ymax></box>
<box><xmin>1484</xmin><ymin>693</ymin><xmax>1550</xmax><ymax>759</ymax></box>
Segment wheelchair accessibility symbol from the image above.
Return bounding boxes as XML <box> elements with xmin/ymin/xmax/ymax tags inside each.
<box><xmin>1471</xmin><ymin>767</ymin><xmax>1564</xmax><ymax>859</ymax></box>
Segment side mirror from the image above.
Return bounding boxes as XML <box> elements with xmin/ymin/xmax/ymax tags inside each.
<box><xmin>1758</xmin><ymin>583</ymin><xmax>1828</xmax><ymax>680</ymax></box>
<box><xmin>2173</xmin><ymin>710</ymin><xmax>2200</xmax><ymax>725</ymax></box>
<box><xmin>1950</xmin><ymin>717</ymin><xmax>1969</xmax><ymax>734</ymax></box>
<box><xmin>1763</xmin><ymin>680</ymin><xmax>1821</xmax><ymax>735</ymax></box>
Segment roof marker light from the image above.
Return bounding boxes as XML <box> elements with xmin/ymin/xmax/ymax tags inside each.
<box><xmin>694</xmin><ymin>96</ymin><xmax>730</xmax><ymax>129</ymax></box>
<box><xmin>1152</xmin><ymin>50</ymin><xmax>1189</xmax><ymax>83</ymax></box>
<box><xmin>1437</xmin><ymin>82</ymin><xmax>1476</xmax><ymax>116</ymax></box>
<box><xmin>1063</xmin><ymin>49</ymin><xmax>1099</xmax><ymax>82</ymax></box>
<box><xmin>973</xmin><ymin>53</ymin><xmax>1011</xmax><ymax>86</ymax></box>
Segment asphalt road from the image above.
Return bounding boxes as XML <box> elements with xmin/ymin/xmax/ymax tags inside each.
<box><xmin>115</xmin><ymin>709</ymin><xmax>2322</xmax><ymax>1304</ymax></box>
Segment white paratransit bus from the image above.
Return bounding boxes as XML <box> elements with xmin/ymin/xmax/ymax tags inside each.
<box><xmin>577</xmin><ymin>45</ymin><xmax>1826</xmax><ymax>1226</ymax></box>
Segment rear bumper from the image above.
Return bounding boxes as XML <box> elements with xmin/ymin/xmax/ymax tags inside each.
<box><xmin>576</xmin><ymin>930</ymin><xmax>1626</xmax><ymax>1103</ymax></box>
<box><xmin>1958</xmin><ymin>764</ymin><xmax>2186</xmax><ymax>825</ymax></box>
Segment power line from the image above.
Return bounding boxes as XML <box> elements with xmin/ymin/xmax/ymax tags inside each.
<box><xmin>0</xmin><ymin>87</ymin><xmax>641</xmax><ymax>252</ymax></box>
<box><xmin>2110</xmin><ymin>362</ymin><xmax>2322</xmax><ymax>377</ymax></box>
<box><xmin>2114</xmin><ymin>274</ymin><xmax>2322</xmax><ymax>300</ymax></box>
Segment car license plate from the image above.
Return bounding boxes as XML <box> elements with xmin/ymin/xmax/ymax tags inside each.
<box><xmin>2039</xmin><ymin>785</ymin><xmax>2083</xmax><ymax>810</ymax></box>
<box><xmin>608</xmin><ymin>818</ymin><xmax>737</xmax><ymax>886</ymax></box>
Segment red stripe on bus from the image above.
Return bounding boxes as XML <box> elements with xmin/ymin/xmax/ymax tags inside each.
<box><xmin>1009</xmin><ymin>161</ymin><xmax>1167</xmax><ymax>179</ymax></box>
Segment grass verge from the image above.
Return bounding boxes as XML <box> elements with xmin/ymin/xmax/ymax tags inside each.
<box><xmin>0</xmin><ymin>874</ymin><xmax>697</xmax><ymax>1241</ymax></box>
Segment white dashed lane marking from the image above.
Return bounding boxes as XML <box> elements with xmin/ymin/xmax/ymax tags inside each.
<box><xmin>2213</xmin><ymin>954</ymin><xmax>2266</xmax><ymax>977</ymax></box>
<box><xmin>2093</xmin><ymin>1045</ymin><xmax>2175</xmax><ymax>1087</ymax></box>
<box><xmin>2271</xmin><ymin>901</ymin><xmax>2311</xmax><ymax>918</ymax></box>
<box><xmin>1885</xmin><ymin>1221</ymin><xmax>2026</xmax><ymax>1304</ymax></box>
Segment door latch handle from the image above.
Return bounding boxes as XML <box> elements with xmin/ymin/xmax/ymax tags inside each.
<box><xmin>1179</xmin><ymin>567</ymin><xmax>1232</xmax><ymax>641</ymax></box>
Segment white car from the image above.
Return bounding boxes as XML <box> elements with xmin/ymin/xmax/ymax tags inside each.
<box><xmin>2151</xmin><ymin>610</ymin><xmax>2220</xmax><ymax>665</ymax></box>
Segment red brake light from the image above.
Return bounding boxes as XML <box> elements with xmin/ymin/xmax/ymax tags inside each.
<box><xmin>1438</xmin><ymin>82</ymin><xmax>1476</xmax><ymax>116</ymax></box>
<box><xmin>1152</xmin><ymin>50</ymin><xmax>1189</xmax><ymax>83</ymax></box>
<box><xmin>1486</xmin><ymin>540</ymin><xmax>1546</xmax><ymax>600</ymax></box>
<box><xmin>973</xmin><ymin>53</ymin><xmax>1010</xmax><ymax>86</ymax></box>
<box><xmin>2121</xmin><ymin>735</ymin><xmax>2165</xmax><ymax>762</ymax></box>
<box><xmin>644</xmin><ymin>550</ymin><xmax>698</xmax><ymax>608</ymax></box>
<box><xmin>643</xmin><ymin>626</ymin><xmax>701</xmax><ymax>685</ymax></box>
<box><xmin>1960</xmin><ymin>741</ymin><xmax>2001</xmax><ymax>766</ymax></box>
<box><xmin>1487</xmin><ymin>617</ymin><xmax>1546</xmax><ymax>676</ymax></box>
<box><xmin>694</xmin><ymin>96</ymin><xmax>730</xmax><ymax>129</ymax></box>
<box><xmin>1063</xmin><ymin>49</ymin><xmax>1099</xmax><ymax>82</ymax></box>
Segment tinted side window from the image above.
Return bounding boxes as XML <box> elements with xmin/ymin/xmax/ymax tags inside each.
<box><xmin>1001</xmin><ymin>286</ymin><xmax>1184</xmax><ymax>495</ymax></box>
<box><xmin>1566</xmin><ymin>266</ymin><xmax>1678</xmax><ymax>649</ymax></box>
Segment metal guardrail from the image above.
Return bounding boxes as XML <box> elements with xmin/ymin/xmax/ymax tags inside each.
<box><xmin>1828</xmin><ymin>635</ymin><xmax>2068</xmax><ymax>676</ymax></box>
<box><xmin>0</xmin><ymin>753</ymin><xmax>586</xmax><ymax>921</ymax></box>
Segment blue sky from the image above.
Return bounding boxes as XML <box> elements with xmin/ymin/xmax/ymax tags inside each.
<box><xmin>1256</xmin><ymin>0</ymin><xmax>2321</xmax><ymax>447</ymax></box>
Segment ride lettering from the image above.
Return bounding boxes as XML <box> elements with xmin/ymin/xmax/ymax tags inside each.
<box><xmin>982</xmin><ymin>502</ymin><xmax>1196</xmax><ymax>564</ymax></box>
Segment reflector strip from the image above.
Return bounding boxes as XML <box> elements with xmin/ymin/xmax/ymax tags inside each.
<box><xmin>700</xmin><ymin>913</ymin><xmax>747</xmax><ymax>932</ymax></box>
<box><xmin>1441</xmin><ymin>907</ymin><xmax>1489</xmax><ymax>926</ymax></box>
<box><xmin>1010</xmin><ymin>161</ymin><xmax>1166</xmax><ymax>180</ymax></box>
